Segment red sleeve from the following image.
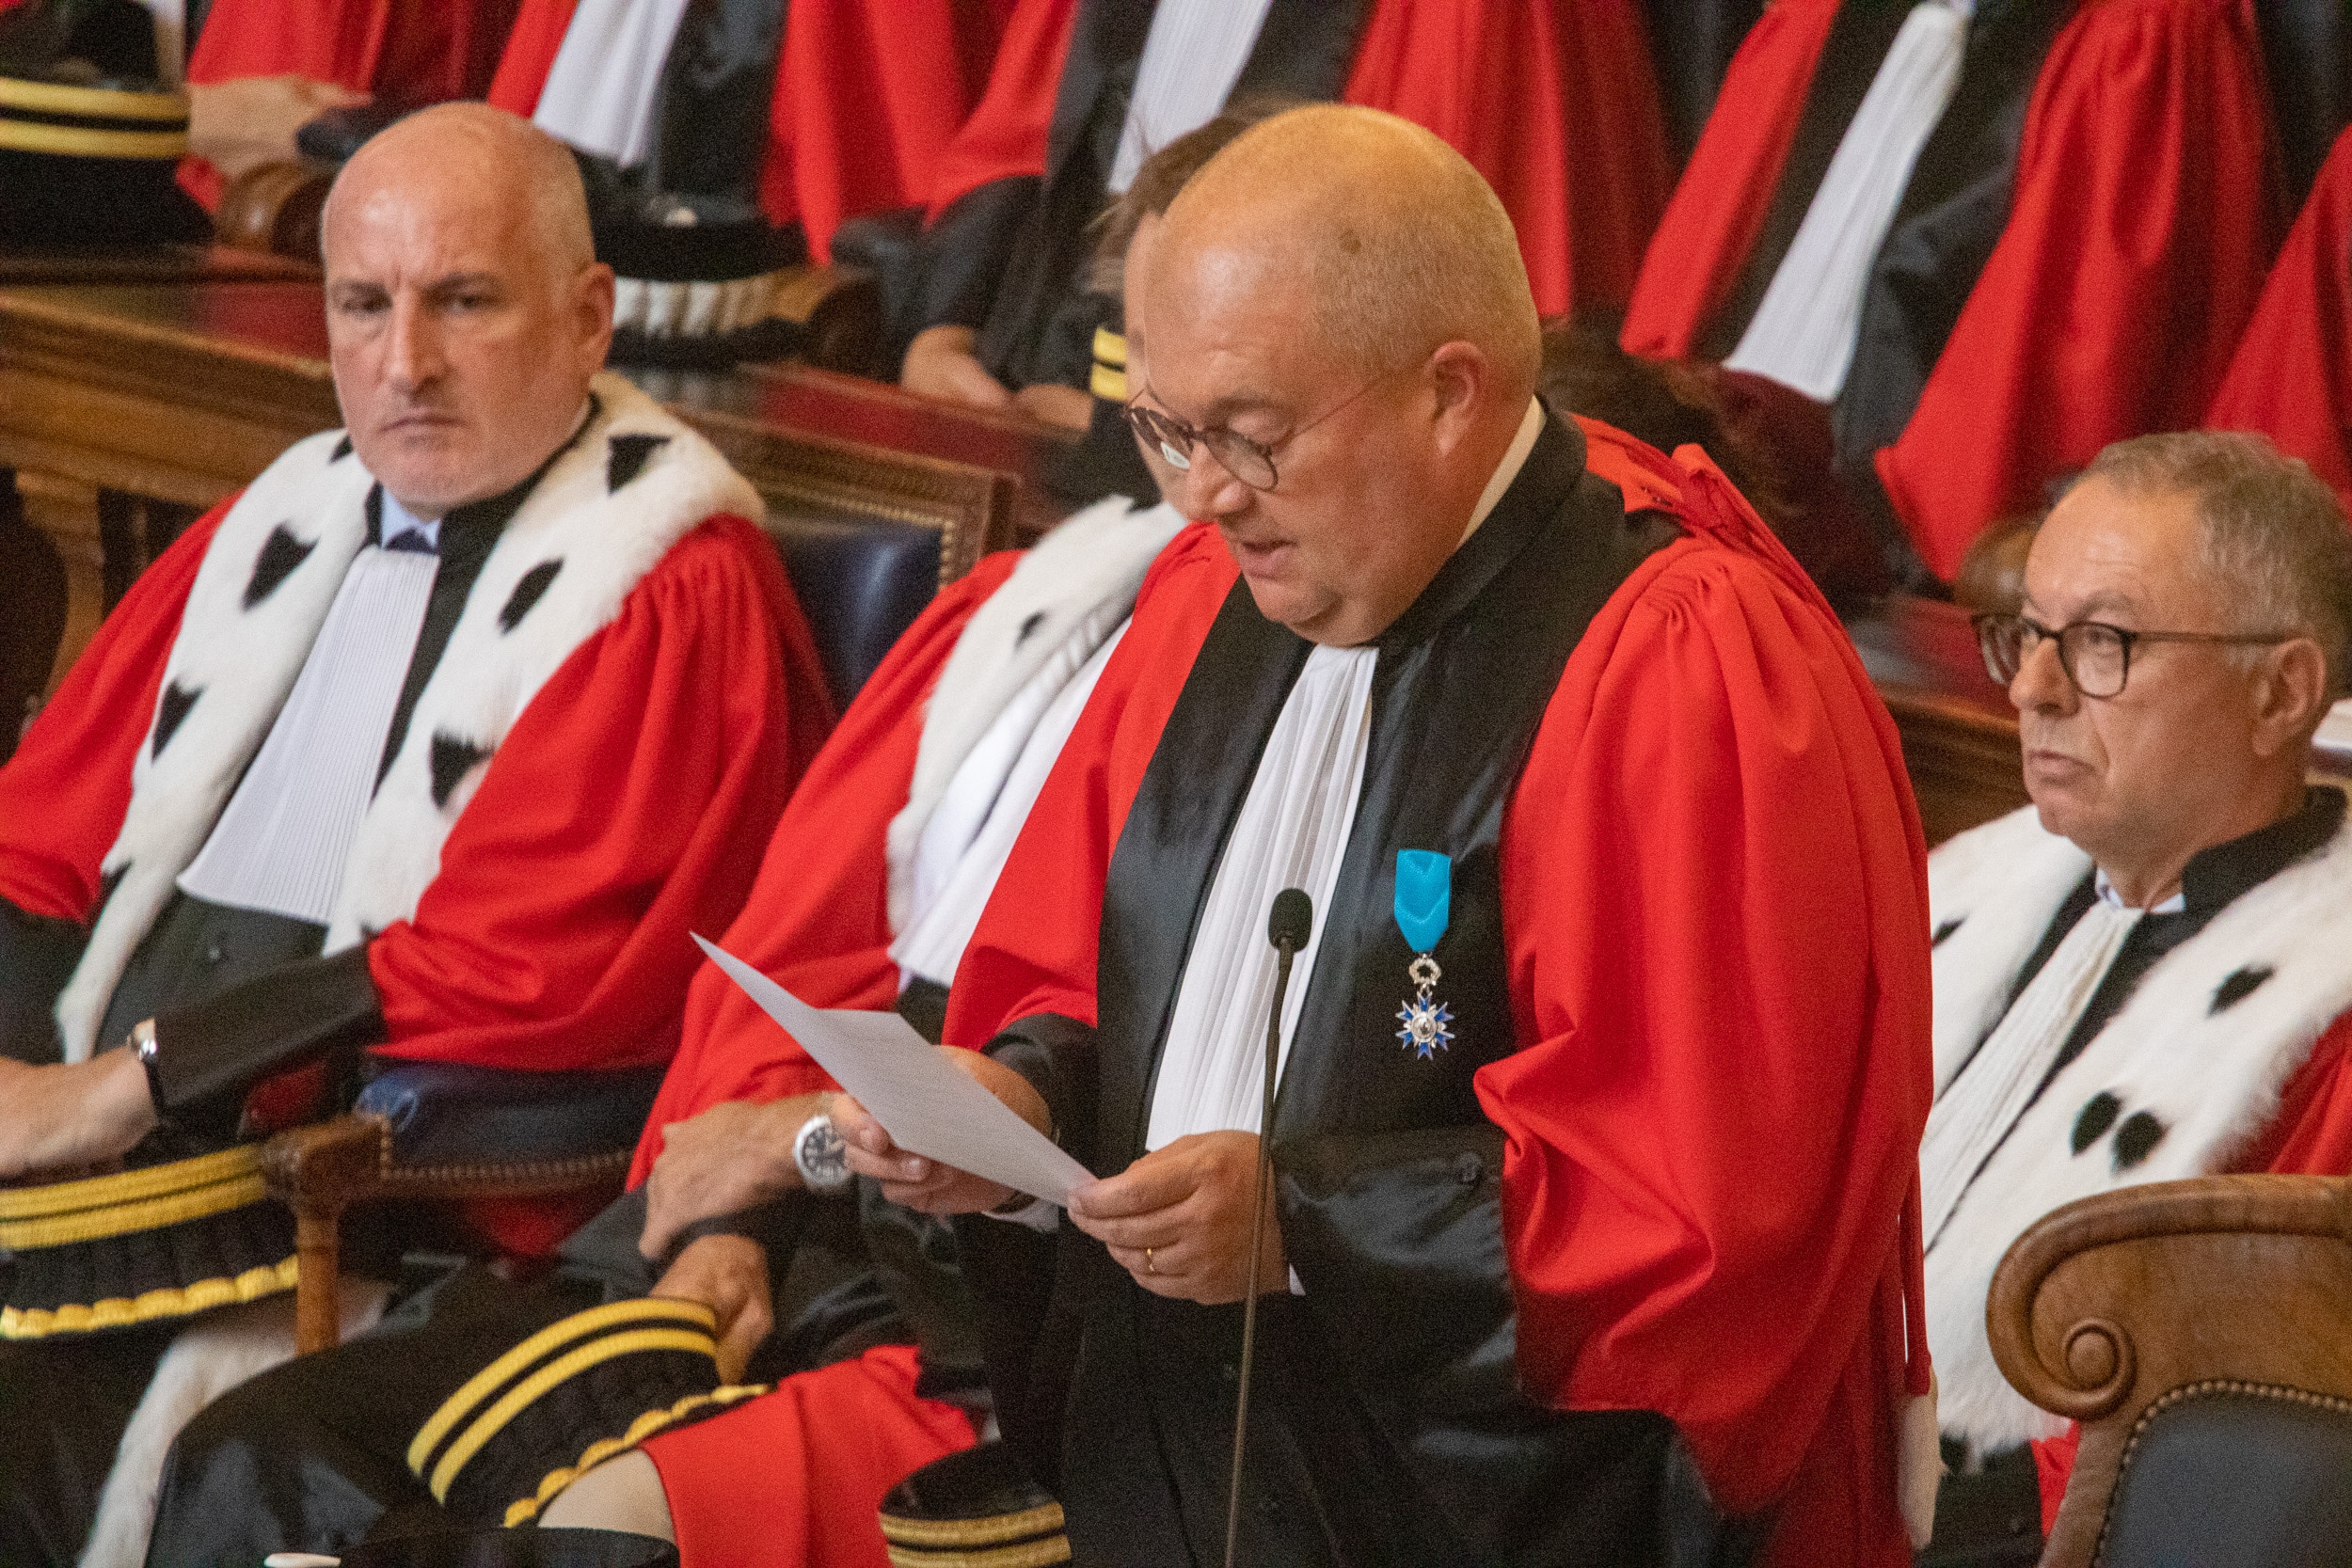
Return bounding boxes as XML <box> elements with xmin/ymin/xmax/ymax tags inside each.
<box><xmin>921</xmin><ymin>0</ymin><xmax>1080</xmax><ymax>219</ymax></box>
<box><xmin>366</xmin><ymin>516</ymin><xmax>828</xmax><ymax>1078</ymax></box>
<box><xmin>1343</xmin><ymin>0</ymin><xmax>1670</xmax><ymax>318</ymax></box>
<box><xmin>765</xmin><ymin>0</ymin><xmax>1012</xmax><ymax>259</ymax></box>
<box><xmin>1877</xmin><ymin>0</ymin><xmax>2284</xmax><ymax>579</ymax></box>
<box><xmin>1619</xmin><ymin>0</ymin><xmax>1840</xmax><ymax>359</ymax></box>
<box><xmin>2206</xmin><ymin>127</ymin><xmax>2352</xmax><ymax>506</ymax></box>
<box><xmin>626</xmin><ymin>551</ymin><xmax>1022</xmax><ymax>1184</ymax></box>
<box><xmin>485</xmin><ymin>0</ymin><xmax>576</xmax><ymax>115</ymax></box>
<box><xmin>1478</xmin><ymin>540</ymin><xmax>1931</xmax><ymax>1549</ymax></box>
<box><xmin>939</xmin><ymin>525</ymin><xmax>1232</xmax><ymax>1047</ymax></box>
<box><xmin>0</xmin><ymin>502</ymin><xmax>229</xmax><ymax>924</ymax></box>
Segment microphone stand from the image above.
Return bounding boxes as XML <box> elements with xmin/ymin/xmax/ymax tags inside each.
<box><xmin>1225</xmin><ymin>889</ymin><xmax>1311</xmax><ymax>1568</ymax></box>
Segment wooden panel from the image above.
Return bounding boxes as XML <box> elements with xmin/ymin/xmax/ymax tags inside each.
<box><xmin>1846</xmin><ymin>595</ymin><xmax>2031</xmax><ymax>845</ymax></box>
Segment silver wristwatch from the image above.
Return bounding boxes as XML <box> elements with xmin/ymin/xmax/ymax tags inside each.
<box><xmin>791</xmin><ymin>1112</ymin><xmax>852</xmax><ymax>1193</ymax></box>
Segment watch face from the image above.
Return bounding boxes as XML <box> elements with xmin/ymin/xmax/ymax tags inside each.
<box><xmin>799</xmin><ymin>1117</ymin><xmax>851</xmax><ymax>1191</ymax></box>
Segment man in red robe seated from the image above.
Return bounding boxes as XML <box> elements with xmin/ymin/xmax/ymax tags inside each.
<box><xmin>896</xmin><ymin>0</ymin><xmax>1674</xmax><ymax>433</ymax></box>
<box><xmin>2206</xmin><ymin>127</ymin><xmax>2352</xmax><ymax>508</ymax></box>
<box><xmin>0</xmin><ymin>103</ymin><xmax>829</xmax><ymax>1567</ymax></box>
<box><xmin>844</xmin><ymin>103</ymin><xmax>1937</xmax><ymax>1567</ymax></box>
<box><xmin>1920</xmin><ymin>432</ymin><xmax>2352</xmax><ymax>1564</ymax></box>
<box><xmin>1619</xmin><ymin>0</ymin><xmax>2282</xmax><ymax>594</ymax></box>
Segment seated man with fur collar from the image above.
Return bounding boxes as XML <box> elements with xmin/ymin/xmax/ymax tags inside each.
<box><xmin>0</xmin><ymin>103</ymin><xmax>830</xmax><ymax>1567</ymax></box>
<box><xmin>1923</xmin><ymin>432</ymin><xmax>2352</xmax><ymax>1565</ymax></box>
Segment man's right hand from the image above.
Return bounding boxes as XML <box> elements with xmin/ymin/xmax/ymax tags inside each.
<box><xmin>188</xmin><ymin>75</ymin><xmax>371</xmax><ymax>182</ymax></box>
<box><xmin>900</xmin><ymin>325</ymin><xmax>1016</xmax><ymax>412</ymax></box>
<box><xmin>833</xmin><ymin>1047</ymin><xmax>1050</xmax><ymax>1214</ymax></box>
<box><xmin>638</xmin><ymin>1094</ymin><xmax>826</xmax><ymax>1262</ymax></box>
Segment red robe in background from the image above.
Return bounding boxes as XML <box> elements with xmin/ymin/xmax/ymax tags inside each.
<box><xmin>920</xmin><ymin>0</ymin><xmax>1671</xmax><ymax>323</ymax></box>
<box><xmin>2028</xmin><ymin>1012</ymin><xmax>2352</xmax><ymax>1529</ymax></box>
<box><xmin>2207</xmin><ymin>127</ymin><xmax>2352</xmax><ymax>505</ymax></box>
<box><xmin>624</xmin><ymin>556</ymin><xmax>1023</xmax><ymax>1568</ymax></box>
<box><xmin>1623</xmin><ymin>0</ymin><xmax>2281</xmax><ymax>580</ymax></box>
<box><xmin>0</xmin><ymin>504</ymin><xmax>831</xmax><ymax>1253</ymax></box>
<box><xmin>942</xmin><ymin>424</ymin><xmax>1933</xmax><ymax>1566</ymax></box>
<box><xmin>177</xmin><ymin>0</ymin><xmax>523</xmax><ymax>207</ymax></box>
<box><xmin>487</xmin><ymin>0</ymin><xmax>1012</xmax><ymax>262</ymax></box>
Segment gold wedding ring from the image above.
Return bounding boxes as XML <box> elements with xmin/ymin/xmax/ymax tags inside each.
<box><xmin>1144</xmin><ymin>1246</ymin><xmax>1156</xmax><ymax>1275</ymax></box>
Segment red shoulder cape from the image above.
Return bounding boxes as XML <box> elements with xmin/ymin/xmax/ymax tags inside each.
<box><xmin>945</xmin><ymin>422</ymin><xmax>1931</xmax><ymax>1565</ymax></box>
<box><xmin>921</xmin><ymin>0</ymin><xmax>1672</xmax><ymax>317</ymax></box>
<box><xmin>628</xmin><ymin>550</ymin><xmax>1023</xmax><ymax>1182</ymax></box>
<box><xmin>1625</xmin><ymin>0</ymin><xmax>2283</xmax><ymax>579</ymax></box>
<box><xmin>2206</xmin><ymin>126</ymin><xmax>2352</xmax><ymax>505</ymax></box>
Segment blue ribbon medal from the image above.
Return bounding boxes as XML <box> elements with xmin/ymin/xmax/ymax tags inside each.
<box><xmin>1393</xmin><ymin>849</ymin><xmax>1454</xmax><ymax>1060</ymax></box>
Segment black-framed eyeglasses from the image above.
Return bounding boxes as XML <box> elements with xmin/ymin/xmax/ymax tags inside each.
<box><xmin>1973</xmin><ymin>612</ymin><xmax>2295</xmax><ymax>698</ymax></box>
<box><xmin>1121</xmin><ymin>368</ymin><xmax>1392</xmax><ymax>493</ymax></box>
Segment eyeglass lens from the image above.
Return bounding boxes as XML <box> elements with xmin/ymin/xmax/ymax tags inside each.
<box><xmin>1977</xmin><ymin>618</ymin><xmax>2131</xmax><ymax>697</ymax></box>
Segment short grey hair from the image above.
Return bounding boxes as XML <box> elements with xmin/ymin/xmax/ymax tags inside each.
<box><xmin>2077</xmin><ymin>431</ymin><xmax>2352</xmax><ymax>697</ymax></box>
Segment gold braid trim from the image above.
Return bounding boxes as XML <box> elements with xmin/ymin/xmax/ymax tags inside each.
<box><xmin>407</xmin><ymin>1296</ymin><xmax>717</xmax><ymax>1478</ymax></box>
<box><xmin>0</xmin><ymin>77</ymin><xmax>191</xmax><ymax>121</ymax></box>
<box><xmin>883</xmin><ymin>1539</ymin><xmax>1073</xmax><ymax>1568</ymax></box>
<box><xmin>501</xmin><ymin>1384</ymin><xmax>771</xmax><ymax>1527</ymax></box>
<box><xmin>0</xmin><ymin>1257</ymin><xmax>297</xmax><ymax>1338</ymax></box>
<box><xmin>0</xmin><ymin>1147</ymin><xmax>261</xmax><ymax>1221</ymax></box>
<box><xmin>0</xmin><ymin>120</ymin><xmax>189</xmax><ymax>158</ymax></box>
<box><xmin>881</xmin><ymin>1500</ymin><xmax>1068</xmax><ymax>1549</ymax></box>
<box><xmin>1091</xmin><ymin>327</ymin><xmax>1127</xmax><ymax>369</ymax></box>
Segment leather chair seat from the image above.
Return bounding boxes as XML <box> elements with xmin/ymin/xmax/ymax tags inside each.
<box><xmin>770</xmin><ymin>510</ymin><xmax>943</xmax><ymax>711</ymax></box>
<box><xmin>2099</xmin><ymin>1381</ymin><xmax>2352</xmax><ymax>1567</ymax></box>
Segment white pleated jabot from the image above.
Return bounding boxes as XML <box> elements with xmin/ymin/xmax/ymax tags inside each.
<box><xmin>176</xmin><ymin>546</ymin><xmax>436</xmax><ymax>928</ymax></box>
<box><xmin>531</xmin><ymin>0</ymin><xmax>694</xmax><ymax>167</ymax></box>
<box><xmin>1920</xmin><ymin>895</ymin><xmax>2140</xmax><ymax>1248</ymax></box>
<box><xmin>1724</xmin><ymin>0</ymin><xmax>1975</xmax><ymax>403</ymax></box>
<box><xmin>1105</xmin><ymin>0</ymin><xmax>1277</xmax><ymax>195</ymax></box>
<box><xmin>1144</xmin><ymin>642</ymin><xmax>1376</xmax><ymax>1151</ymax></box>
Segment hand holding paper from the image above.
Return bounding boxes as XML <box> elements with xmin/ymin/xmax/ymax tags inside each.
<box><xmin>693</xmin><ymin>936</ymin><xmax>1089</xmax><ymax>1208</ymax></box>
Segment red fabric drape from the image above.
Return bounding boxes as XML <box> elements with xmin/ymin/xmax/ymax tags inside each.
<box><xmin>1618</xmin><ymin>0</ymin><xmax>1841</xmax><ymax>358</ymax></box>
<box><xmin>628</xmin><ymin>550</ymin><xmax>1021</xmax><ymax>1184</ymax></box>
<box><xmin>2206</xmin><ymin>127</ymin><xmax>2352</xmax><ymax>506</ymax></box>
<box><xmin>943</xmin><ymin>424</ymin><xmax>1931</xmax><ymax>1566</ymax></box>
<box><xmin>1622</xmin><ymin>0</ymin><xmax>2283</xmax><ymax>581</ymax></box>
<box><xmin>642</xmin><ymin>1343</ymin><xmax>978</xmax><ymax>1568</ymax></box>
<box><xmin>483</xmin><ymin>0</ymin><xmax>575</xmax><ymax>115</ymax></box>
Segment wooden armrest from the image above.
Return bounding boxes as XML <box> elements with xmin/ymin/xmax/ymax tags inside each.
<box><xmin>771</xmin><ymin>263</ymin><xmax>882</xmax><ymax>377</ymax></box>
<box><xmin>259</xmin><ymin>1117</ymin><xmax>631</xmax><ymax>1352</ymax></box>
<box><xmin>214</xmin><ymin>160</ymin><xmax>337</xmax><ymax>263</ymax></box>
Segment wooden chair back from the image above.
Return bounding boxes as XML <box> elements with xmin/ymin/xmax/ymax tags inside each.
<box><xmin>1987</xmin><ymin>1174</ymin><xmax>2352</xmax><ymax>1566</ymax></box>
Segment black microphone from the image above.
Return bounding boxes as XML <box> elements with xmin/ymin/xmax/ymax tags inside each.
<box><xmin>1225</xmin><ymin>887</ymin><xmax>1311</xmax><ymax>1568</ymax></box>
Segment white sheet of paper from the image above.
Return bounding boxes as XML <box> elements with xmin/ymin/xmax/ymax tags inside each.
<box><xmin>693</xmin><ymin>935</ymin><xmax>1091</xmax><ymax>1206</ymax></box>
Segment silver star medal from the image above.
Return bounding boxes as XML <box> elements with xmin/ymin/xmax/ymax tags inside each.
<box><xmin>1395</xmin><ymin>952</ymin><xmax>1454</xmax><ymax>1060</ymax></box>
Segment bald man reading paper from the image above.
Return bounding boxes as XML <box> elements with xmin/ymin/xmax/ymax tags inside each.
<box><xmin>0</xmin><ymin>104</ymin><xmax>828</xmax><ymax>1567</ymax></box>
<box><xmin>838</xmin><ymin>105</ymin><xmax>1936</xmax><ymax>1567</ymax></box>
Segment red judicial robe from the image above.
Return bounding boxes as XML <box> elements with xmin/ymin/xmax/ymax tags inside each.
<box><xmin>0</xmin><ymin>501</ymin><xmax>830</xmax><ymax>1253</ymax></box>
<box><xmin>2207</xmin><ymin>126</ymin><xmax>2352</xmax><ymax>506</ymax></box>
<box><xmin>623</xmin><ymin>557</ymin><xmax>1024</xmax><ymax>1568</ymax></box>
<box><xmin>915</xmin><ymin>0</ymin><xmax>1670</xmax><ymax>392</ymax></box>
<box><xmin>2027</xmin><ymin>1014</ymin><xmax>2352</xmax><ymax>1528</ymax></box>
<box><xmin>486</xmin><ymin>0</ymin><xmax>1011</xmax><ymax>263</ymax></box>
<box><xmin>177</xmin><ymin>0</ymin><xmax>523</xmax><ymax>208</ymax></box>
<box><xmin>1621</xmin><ymin>0</ymin><xmax>2282</xmax><ymax>580</ymax></box>
<box><xmin>941</xmin><ymin>421</ymin><xmax>1933</xmax><ymax>1565</ymax></box>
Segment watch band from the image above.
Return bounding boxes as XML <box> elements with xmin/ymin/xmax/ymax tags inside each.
<box><xmin>130</xmin><ymin>1018</ymin><xmax>166</xmax><ymax>1116</ymax></box>
<box><xmin>792</xmin><ymin>1111</ymin><xmax>852</xmax><ymax>1194</ymax></box>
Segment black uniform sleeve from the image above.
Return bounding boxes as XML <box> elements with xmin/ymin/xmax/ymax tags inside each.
<box><xmin>147</xmin><ymin>944</ymin><xmax>384</xmax><ymax>1140</ymax></box>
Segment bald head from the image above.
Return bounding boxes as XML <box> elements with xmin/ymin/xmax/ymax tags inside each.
<box><xmin>1153</xmin><ymin>105</ymin><xmax>1540</xmax><ymax>394</ymax></box>
<box><xmin>326</xmin><ymin>103</ymin><xmax>593</xmax><ymax>289</ymax></box>
<box><xmin>319</xmin><ymin>103</ymin><xmax>613</xmax><ymax>515</ymax></box>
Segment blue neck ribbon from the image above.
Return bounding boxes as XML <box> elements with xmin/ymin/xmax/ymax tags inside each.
<box><xmin>1393</xmin><ymin>849</ymin><xmax>1451</xmax><ymax>955</ymax></box>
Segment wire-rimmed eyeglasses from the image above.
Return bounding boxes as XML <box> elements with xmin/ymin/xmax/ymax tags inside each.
<box><xmin>1972</xmin><ymin>612</ymin><xmax>2295</xmax><ymax>698</ymax></box>
<box><xmin>1120</xmin><ymin>368</ymin><xmax>1394</xmax><ymax>493</ymax></box>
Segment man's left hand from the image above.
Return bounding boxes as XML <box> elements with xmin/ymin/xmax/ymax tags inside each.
<box><xmin>639</xmin><ymin>1095</ymin><xmax>823</xmax><ymax>1262</ymax></box>
<box><xmin>0</xmin><ymin>1050</ymin><xmax>158</xmax><ymax>1181</ymax></box>
<box><xmin>1065</xmin><ymin>1131</ymin><xmax>1286</xmax><ymax>1305</ymax></box>
<box><xmin>652</xmin><ymin>1233</ymin><xmax>772</xmax><ymax>1386</ymax></box>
